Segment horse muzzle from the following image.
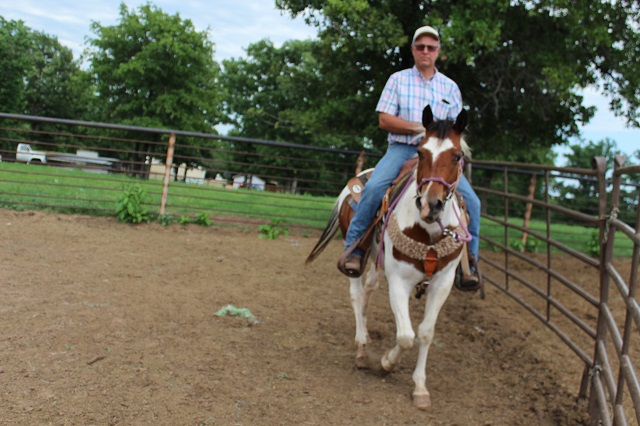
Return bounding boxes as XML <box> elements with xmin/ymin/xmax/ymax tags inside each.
<box><xmin>416</xmin><ymin>194</ymin><xmax>444</xmax><ymax>223</ymax></box>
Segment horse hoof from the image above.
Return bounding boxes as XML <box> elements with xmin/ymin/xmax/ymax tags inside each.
<box><xmin>355</xmin><ymin>356</ymin><xmax>368</xmax><ymax>369</ymax></box>
<box><xmin>380</xmin><ymin>354</ymin><xmax>394</xmax><ymax>372</ymax></box>
<box><xmin>413</xmin><ymin>393</ymin><xmax>432</xmax><ymax>410</ymax></box>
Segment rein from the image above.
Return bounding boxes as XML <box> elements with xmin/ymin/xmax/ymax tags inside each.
<box><xmin>377</xmin><ymin>174</ymin><xmax>415</xmax><ymax>268</ymax></box>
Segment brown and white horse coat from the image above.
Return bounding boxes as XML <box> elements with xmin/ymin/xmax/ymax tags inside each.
<box><xmin>306</xmin><ymin>105</ymin><xmax>470</xmax><ymax>410</ymax></box>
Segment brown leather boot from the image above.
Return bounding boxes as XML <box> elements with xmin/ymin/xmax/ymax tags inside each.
<box><xmin>337</xmin><ymin>248</ymin><xmax>365</xmax><ymax>278</ymax></box>
<box><xmin>459</xmin><ymin>271</ymin><xmax>480</xmax><ymax>291</ymax></box>
<box><xmin>454</xmin><ymin>256</ymin><xmax>482</xmax><ymax>292</ymax></box>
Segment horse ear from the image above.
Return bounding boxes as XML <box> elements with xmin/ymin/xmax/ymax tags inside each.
<box><xmin>453</xmin><ymin>108</ymin><xmax>468</xmax><ymax>133</ymax></box>
<box><xmin>422</xmin><ymin>105</ymin><xmax>434</xmax><ymax>128</ymax></box>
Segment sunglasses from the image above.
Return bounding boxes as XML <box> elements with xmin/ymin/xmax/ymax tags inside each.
<box><xmin>413</xmin><ymin>43</ymin><xmax>439</xmax><ymax>53</ymax></box>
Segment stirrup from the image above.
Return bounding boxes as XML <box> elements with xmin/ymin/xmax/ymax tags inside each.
<box><xmin>337</xmin><ymin>244</ymin><xmax>370</xmax><ymax>278</ymax></box>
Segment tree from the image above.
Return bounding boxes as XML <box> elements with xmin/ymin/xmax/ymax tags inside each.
<box><xmin>0</xmin><ymin>18</ymin><xmax>96</xmax><ymax>156</ymax></box>
<box><xmin>219</xmin><ymin>39</ymin><xmax>362</xmax><ymax>193</ymax></box>
<box><xmin>0</xmin><ymin>17</ymin><xmax>31</xmax><ymax>115</ymax></box>
<box><xmin>554</xmin><ymin>139</ymin><xmax>637</xmax><ymax>224</ymax></box>
<box><xmin>86</xmin><ymin>3</ymin><xmax>224</xmax><ymax>175</ymax></box>
<box><xmin>275</xmin><ymin>0</ymin><xmax>640</xmax><ymax>162</ymax></box>
<box><xmin>24</xmin><ymin>31</ymin><xmax>96</xmax><ymax>123</ymax></box>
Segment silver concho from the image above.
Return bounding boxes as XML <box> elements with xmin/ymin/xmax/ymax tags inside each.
<box><xmin>352</xmin><ymin>184</ymin><xmax>362</xmax><ymax>194</ymax></box>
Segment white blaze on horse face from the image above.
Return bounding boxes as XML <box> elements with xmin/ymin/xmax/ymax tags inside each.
<box><xmin>420</xmin><ymin>136</ymin><xmax>455</xmax><ymax>160</ymax></box>
<box><xmin>418</xmin><ymin>136</ymin><xmax>455</xmax><ymax>221</ymax></box>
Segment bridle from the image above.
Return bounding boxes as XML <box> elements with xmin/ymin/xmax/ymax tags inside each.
<box><xmin>414</xmin><ymin>157</ymin><xmax>471</xmax><ymax>243</ymax></box>
<box><xmin>416</xmin><ymin>157</ymin><xmax>464</xmax><ymax>204</ymax></box>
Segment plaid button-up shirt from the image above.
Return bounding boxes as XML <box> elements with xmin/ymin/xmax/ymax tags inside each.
<box><xmin>376</xmin><ymin>66</ymin><xmax>463</xmax><ymax>145</ymax></box>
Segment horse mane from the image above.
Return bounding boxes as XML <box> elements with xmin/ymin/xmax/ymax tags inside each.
<box><xmin>426</xmin><ymin>120</ymin><xmax>472</xmax><ymax>159</ymax></box>
<box><xmin>427</xmin><ymin>120</ymin><xmax>454</xmax><ymax>140</ymax></box>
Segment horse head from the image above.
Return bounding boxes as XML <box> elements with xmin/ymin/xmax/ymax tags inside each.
<box><xmin>415</xmin><ymin>105</ymin><xmax>468</xmax><ymax>223</ymax></box>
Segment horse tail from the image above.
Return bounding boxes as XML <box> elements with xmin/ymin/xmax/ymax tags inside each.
<box><xmin>305</xmin><ymin>189</ymin><xmax>348</xmax><ymax>264</ymax></box>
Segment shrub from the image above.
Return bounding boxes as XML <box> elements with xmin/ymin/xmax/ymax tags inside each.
<box><xmin>258</xmin><ymin>219</ymin><xmax>289</xmax><ymax>240</ymax></box>
<box><xmin>115</xmin><ymin>184</ymin><xmax>149</xmax><ymax>224</ymax></box>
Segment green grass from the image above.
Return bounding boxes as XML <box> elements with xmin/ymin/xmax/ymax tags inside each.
<box><xmin>480</xmin><ymin>216</ymin><xmax>635</xmax><ymax>257</ymax></box>
<box><xmin>0</xmin><ymin>161</ymin><xmax>635</xmax><ymax>256</ymax></box>
<box><xmin>0</xmin><ymin>162</ymin><xmax>336</xmax><ymax>228</ymax></box>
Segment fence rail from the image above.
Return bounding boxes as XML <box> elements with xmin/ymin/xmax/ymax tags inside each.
<box><xmin>470</xmin><ymin>155</ymin><xmax>639</xmax><ymax>425</ymax></box>
<box><xmin>0</xmin><ymin>113</ymin><xmax>376</xmax><ymax>230</ymax></box>
<box><xmin>0</xmin><ymin>113</ymin><xmax>638</xmax><ymax>424</ymax></box>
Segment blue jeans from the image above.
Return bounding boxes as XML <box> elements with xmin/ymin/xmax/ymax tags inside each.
<box><xmin>344</xmin><ymin>143</ymin><xmax>481</xmax><ymax>262</ymax></box>
<box><xmin>344</xmin><ymin>143</ymin><xmax>418</xmax><ymax>254</ymax></box>
<box><xmin>457</xmin><ymin>174</ymin><xmax>480</xmax><ymax>260</ymax></box>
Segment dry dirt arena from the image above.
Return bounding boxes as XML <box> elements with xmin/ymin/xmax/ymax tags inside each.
<box><xmin>0</xmin><ymin>209</ymin><xmax>595</xmax><ymax>425</ymax></box>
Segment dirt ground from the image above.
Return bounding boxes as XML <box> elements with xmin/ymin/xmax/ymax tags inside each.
<box><xmin>0</xmin><ymin>209</ymin><xmax>595</xmax><ymax>425</ymax></box>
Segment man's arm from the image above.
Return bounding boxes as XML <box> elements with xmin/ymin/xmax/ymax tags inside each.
<box><xmin>379</xmin><ymin>112</ymin><xmax>425</xmax><ymax>134</ymax></box>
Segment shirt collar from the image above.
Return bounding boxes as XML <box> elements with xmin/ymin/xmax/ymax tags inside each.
<box><xmin>412</xmin><ymin>65</ymin><xmax>439</xmax><ymax>82</ymax></box>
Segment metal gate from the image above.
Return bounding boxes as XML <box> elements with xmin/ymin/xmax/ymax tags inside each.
<box><xmin>470</xmin><ymin>156</ymin><xmax>639</xmax><ymax>425</ymax></box>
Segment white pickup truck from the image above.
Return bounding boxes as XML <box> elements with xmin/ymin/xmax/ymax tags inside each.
<box><xmin>16</xmin><ymin>143</ymin><xmax>49</xmax><ymax>164</ymax></box>
<box><xmin>15</xmin><ymin>143</ymin><xmax>121</xmax><ymax>173</ymax></box>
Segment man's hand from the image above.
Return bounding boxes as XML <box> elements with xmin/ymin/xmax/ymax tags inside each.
<box><xmin>379</xmin><ymin>112</ymin><xmax>425</xmax><ymax>134</ymax></box>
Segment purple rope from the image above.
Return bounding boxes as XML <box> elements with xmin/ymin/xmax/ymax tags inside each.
<box><xmin>376</xmin><ymin>174</ymin><xmax>416</xmax><ymax>268</ymax></box>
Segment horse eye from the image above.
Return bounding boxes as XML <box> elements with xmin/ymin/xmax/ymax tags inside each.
<box><xmin>417</xmin><ymin>151</ymin><xmax>424</xmax><ymax>159</ymax></box>
<box><xmin>453</xmin><ymin>153</ymin><xmax>463</xmax><ymax>162</ymax></box>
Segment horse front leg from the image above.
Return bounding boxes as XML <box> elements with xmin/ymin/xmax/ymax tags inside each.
<box><xmin>381</xmin><ymin>274</ymin><xmax>415</xmax><ymax>372</ymax></box>
<box><xmin>412</xmin><ymin>265</ymin><xmax>457</xmax><ymax>410</ymax></box>
<box><xmin>349</xmin><ymin>265</ymin><xmax>379</xmax><ymax>368</ymax></box>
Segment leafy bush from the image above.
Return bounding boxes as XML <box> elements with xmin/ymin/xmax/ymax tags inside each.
<box><xmin>258</xmin><ymin>219</ymin><xmax>289</xmax><ymax>240</ymax></box>
<box><xmin>156</xmin><ymin>213</ymin><xmax>176</xmax><ymax>227</ymax></box>
<box><xmin>525</xmin><ymin>236</ymin><xmax>540</xmax><ymax>253</ymax></box>
<box><xmin>115</xmin><ymin>184</ymin><xmax>149</xmax><ymax>224</ymax></box>
<box><xmin>510</xmin><ymin>236</ymin><xmax>540</xmax><ymax>253</ymax></box>
<box><xmin>194</xmin><ymin>212</ymin><xmax>212</xmax><ymax>226</ymax></box>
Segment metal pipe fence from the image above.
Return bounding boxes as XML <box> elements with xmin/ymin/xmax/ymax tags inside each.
<box><xmin>470</xmin><ymin>156</ymin><xmax>639</xmax><ymax>425</ymax></box>
<box><xmin>0</xmin><ymin>113</ymin><xmax>376</xmax><ymax>230</ymax></box>
<box><xmin>0</xmin><ymin>112</ymin><xmax>638</xmax><ymax>423</ymax></box>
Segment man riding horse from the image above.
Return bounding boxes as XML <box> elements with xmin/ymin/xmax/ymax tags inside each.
<box><xmin>338</xmin><ymin>25</ymin><xmax>481</xmax><ymax>290</ymax></box>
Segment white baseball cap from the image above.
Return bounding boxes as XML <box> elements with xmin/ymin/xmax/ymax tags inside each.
<box><xmin>412</xmin><ymin>26</ymin><xmax>440</xmax><ymax>43</ymax></box>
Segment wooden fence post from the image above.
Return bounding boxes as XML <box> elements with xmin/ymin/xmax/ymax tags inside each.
<box><xmin>520</xmin><ymin>173</ymin><xmax>537</xmax><ymax>251</ymax></box>
<box><xmin>159</xmin><ymin>133</ymin><xmax>176</xmax><ymax>215</ymax></box>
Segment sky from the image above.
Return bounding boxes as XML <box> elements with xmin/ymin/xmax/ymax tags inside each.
<box><xmin>2</xmin><ymin>0</ymin><xmax>638</xmax><ymax>161</ymax></box>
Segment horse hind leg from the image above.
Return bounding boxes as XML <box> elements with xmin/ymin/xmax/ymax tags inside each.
<box><xmin>351</xmin><ymin>264</ymin><xmax>379</xmax><ymax>369</ymax></box>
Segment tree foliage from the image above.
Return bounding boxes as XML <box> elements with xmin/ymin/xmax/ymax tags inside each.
<box><xmin>25</xmin><ymin>31</ymin><xmax>96</xmax><ymax>123</ymax></box>
<box><xmin>0</xmin><ymin>17</ymin><xmax>96</xmax><ymax>156</ymax></box>
<box><xmin>87</xmin><ymin>3</ymin><xmax>223</xmax><ymax>132</ymax></box>
<box><xmin>86</xmin><ymin>3</ymin><xmax>224</xmax><ymax>174</ymax></box>
<box><xmin>274</xmin><ymin>0</ymin><xmax>640</xmax><ymax>162</ymax></box>
<box><xmin>219</xmin><ymin>39</ymin><xmax>362</xmax><ymax>193</ymax></box>
<box><xmin>0</xmin><ymin>18</ymin><xmax>94</xmax><ymax>120</ymax></box>
<box><xmin>554</xmin><ymin>139</ymin><xmax>638</xmax><ymax>223</ymax></box>
<box><xmin>0</xmin><ymin>18</ymin><xmax>32</xmax><ymax>115</ymax></box>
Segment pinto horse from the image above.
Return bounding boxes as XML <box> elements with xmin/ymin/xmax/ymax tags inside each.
<box><xmin>306</xmin><ymin>105</ymin><xmax>471</xmax><ymax>410</ymax></box>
